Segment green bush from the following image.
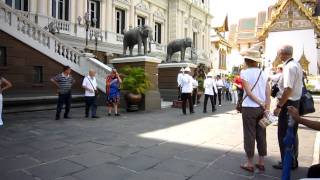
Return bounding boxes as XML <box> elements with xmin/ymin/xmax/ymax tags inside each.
<box><xmin>120</xmin><ymin>66</ymin><xmax>151</xmax><ymax>94</ymax></box>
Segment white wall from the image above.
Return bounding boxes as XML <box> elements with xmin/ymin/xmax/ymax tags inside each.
<box><xmin>265</xmin><ymin>29</ymin><xmax>318</xmax><ymax>75</ymax></box>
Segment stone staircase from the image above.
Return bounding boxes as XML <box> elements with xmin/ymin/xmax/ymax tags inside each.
<box><xmin>0</xmin><ymin>2</ymin><xmax>112</xmax><ymax>112</ymax></box>
<box><xmin>0</xmin><ymin>2</ymin><xmax>112</xmax><ymax>93</ymax></box>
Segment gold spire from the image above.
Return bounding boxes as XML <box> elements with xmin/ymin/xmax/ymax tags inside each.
<box><xmin>299</xmin><ymin>48</ymin><xmax>310</xmax><ymax>74</ymax></box>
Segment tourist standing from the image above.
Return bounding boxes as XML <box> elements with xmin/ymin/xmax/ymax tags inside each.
<box><xmin>0</xmin><ymin>77</ymin><xmax>12</xmax><ymax>126</ymax></box>
<box><xmin>177</xmin><ymin>68</ymin><xmax>184</xmax><ymax>101</ymax></box>
<box><xmin>203</xmin><ymin>72</ymin><xmax>217</xmax><ymax>113</ymax></box>
<box><xmin>106</xmin><ymin>68</ymin><xmax>122</xmax><ymax>116</ymax></box>
<box><xmin>272</xmin><ymin>45</ymin><xmax>303</xmax><ymax>170</ymax></box>
<box><xmin>231</xmin><ymin>82</ymin><xmax>238</xmax><ymax>105</ymax></box>
<box><xmin>82</xmin><ymin>70</ymin><xmax>99</xmax><ymax>119</ymax></box>
<box><xmin>240</xmin><ymin>50</ymin><xmax>271</xmax><ymax>172</ymax></box>
<box><xmin>216</xmin><ymin>75</ymin><xmax>224</xmax><ymax>106</ymax></box>
<box><xmin>180</xmin><ymin>67</ymin><xmax>194</xmax><ymax>115</ymax></box>
<box><xmin>192</xmin><ymin>74</ymin><xmax>199</xmax><ymax>106</ymax></box>
<box><xmin>225</xmin><ymin>79</ymin><xmax>232</xmax><ymax>101</ymax></box>
<box><xmin>51</xmin><ymin>66</ymin><xmax>75</xmax><ymax>120</ymax></box>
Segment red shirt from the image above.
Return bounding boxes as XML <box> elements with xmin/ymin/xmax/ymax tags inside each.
<box><xmin>234</xmin><ymin>75</ymin><xmax>243</xmax><ymax>89</ymax></box>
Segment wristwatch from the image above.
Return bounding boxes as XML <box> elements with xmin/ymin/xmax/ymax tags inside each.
<box><xmin>276</xmin><ymin>104</ymin><xmax>283</xmax><ymax>109</ymax></box>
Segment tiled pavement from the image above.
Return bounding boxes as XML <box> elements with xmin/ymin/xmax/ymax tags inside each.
<box><xmin>0</xmin><ymin>101</ymin><xmax>319</xmax><ymax>180</ymax></box>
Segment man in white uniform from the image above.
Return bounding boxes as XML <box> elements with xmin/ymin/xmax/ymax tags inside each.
<box><xmin>177</xmin><ymin>68</ymin><xmax>184</xmax><ymax>101</ymax></box>
<box><xmin>180</xmin><ymin>67</ymin><xmax>194</xmax><ymax>115</ymax></box>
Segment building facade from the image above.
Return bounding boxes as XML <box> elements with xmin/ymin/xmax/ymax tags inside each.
<box><xmin>1</xmin><ymin>0</ymin><xmax>213</xmax><ymax>66</ymax></box>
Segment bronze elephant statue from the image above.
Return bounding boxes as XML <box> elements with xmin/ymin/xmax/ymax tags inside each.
<box><xmin>123</xmin><ymin>25</ymin><xmax>153</xmax><ymax>56</ymax></box>
<box><xmin>166</xmin><ymin>37</ymin><xmax>193</xmax><ymax>62</ymax></box>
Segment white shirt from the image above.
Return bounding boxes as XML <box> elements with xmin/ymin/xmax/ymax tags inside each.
<box><xmin>216</xmin><ymin>79</ymin><xmax>224</xmax><ymax>89</ymax></box>
<box><xmin>82</xmin><ymin>76</ymin><xmax>97</xmax><ymax>97</ymax></box>
<box><xmin>192</xmin><ymin>78</ymin><xmax>198</xmax><ymax>89</ymax></box>
<box><xmin>181</xmin><ymin>74</ymin><xmax>193</xmax><ymax>93</ymax></box>
<box><xmin>204</xmin><ymin>78</ymin><xmax>218</xmax><ymax>95</ymax></box>
<box><xmin>241</xmin><ymin>68</ymin><xmax>268</xmax><ymax>107</ymax></box>
<box><xmin>177</xmin><ymin>73</ymin><xmax>184</xmax><ymax>87</ymax></box>
<box><xmin>281</xmin><ymin>58</ymin><xmax>303</xmax><ymax>101</ymax></box>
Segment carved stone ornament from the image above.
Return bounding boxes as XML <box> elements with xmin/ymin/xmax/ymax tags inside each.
<box><xmin>135</xmin><ymin>1</ymin><xmax>149</xmax><ymax>12</ymax></box>
<box><xmin>154</xmin><ymin>8</ymin><xmax>165</xmax><ymax>19</ymax></box>
<box><xmin>113</xmin><ymin>0</ymin><xmax>130</xmax><ymax>5</ymax></box>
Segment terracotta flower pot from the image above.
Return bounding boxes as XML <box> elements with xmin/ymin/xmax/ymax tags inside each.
<box><xmin>125</xmin><ymin>92</ymin><xmax>142</xmax><ymax>112</ymax></box>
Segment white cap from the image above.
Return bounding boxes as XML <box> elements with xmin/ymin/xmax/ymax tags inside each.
<box><xmin>207</xmin><ymin>72</ymin><xmax>214</xmax><ymax>77</ymax></box>
<box><xmin>180</xmin><ymin>67</ymin><xmax>185</xmax><ymax>72</ymax></box>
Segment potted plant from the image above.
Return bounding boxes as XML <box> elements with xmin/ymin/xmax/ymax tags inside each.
<box><xmin>120</xmin><ymin>66</ymin><xmax>151</xmax><ymax>112</ymax></box>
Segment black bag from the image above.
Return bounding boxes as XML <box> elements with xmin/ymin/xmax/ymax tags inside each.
<box><xmin>271</xmin><ymin>83</ymin><xmax>280</xmax><ymax>98</ymax></box>
<box><xmin>299</xmin><ymin>88</ymin><xmax>315</xmax><ymax>115</ymax></box>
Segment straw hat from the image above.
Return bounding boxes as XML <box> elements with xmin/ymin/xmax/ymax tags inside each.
<box><xmin>184</xmin><ymin>67</ymin><xmax>191</xmax><ymax>72</ymax></box>
<box><xmin>241</xmin><ymin>50</ymin><xmax>262</xmax><ymax>63</ymax></box>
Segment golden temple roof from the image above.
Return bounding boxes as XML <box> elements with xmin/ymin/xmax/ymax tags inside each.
<box><xmin>258</xmin><ymin>0</ymin><xmax>320</xmax><ymax>41</ymax></box>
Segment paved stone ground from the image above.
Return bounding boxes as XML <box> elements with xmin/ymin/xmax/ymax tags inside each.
<box><xmin>0</xmin><ymin>100</ymin><xmax>319</xmax><ymax>180</ymax></box>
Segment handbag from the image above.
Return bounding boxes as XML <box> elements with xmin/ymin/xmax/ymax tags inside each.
<box><xmin>299</xmin><ymin>87</ymin><xmax>315</xmax><ymax>115</ymax></box>
<box><xmin>236</xmin><ymin>70</ymin><xmax>263</xmax><ymax>113</ymax></box>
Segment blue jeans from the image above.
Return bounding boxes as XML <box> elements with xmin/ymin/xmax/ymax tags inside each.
<box><xmin>85</xmin><ymin>96</ymin><xmax>97</xmax><ymax>117</ymax></box>
<box><xmin>56</xmin><ymin>92</ymin><xmax>71</xmax><ymax>118</ymax></box>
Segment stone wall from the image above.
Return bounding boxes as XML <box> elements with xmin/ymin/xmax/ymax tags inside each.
<box><xmin>0</xmin><ymin>30</ymin><xmax>84</xmax><ymax>97</ymax></box>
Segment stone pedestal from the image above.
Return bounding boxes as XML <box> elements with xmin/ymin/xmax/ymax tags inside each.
<box><xmin>111</xmin><ymin>56</ymin><xmax>162</xmax><ymax>111</ymax></box>
<box><xmin>158</xmin><ymin>63</ymin><xmax>197</xmax><ymax>103</ymax></box>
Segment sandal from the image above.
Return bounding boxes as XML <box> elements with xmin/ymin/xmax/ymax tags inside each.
<box><xmin>255</xmin><ymin>164</ymin><xmax>265</xmax><ymax>171</ymax></box>
<box><xmin>240</xmin><ymin>164</ymin><xmax>254</xmax><ymax>173</ymax></box>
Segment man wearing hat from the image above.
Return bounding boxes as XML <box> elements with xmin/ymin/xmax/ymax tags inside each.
<box><xmin>177</xmin><ymin>68</ymin><xmax>185</xmax><ymax>101</ymax></box>
<box><xmin>180</xmin><ymin>67</ymin><xmax>194</xmax><ymax>115</ymax></box>
<box><xmin>203</xmin><ymin>72</ymin><xmax>218</xmax><ymax>113</ymax></box>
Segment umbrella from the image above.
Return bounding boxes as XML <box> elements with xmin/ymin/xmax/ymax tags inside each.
<box><xmin>282</xmin><ymin>115</ymin><xmax>296</xmax><ymax>180</ymax></box>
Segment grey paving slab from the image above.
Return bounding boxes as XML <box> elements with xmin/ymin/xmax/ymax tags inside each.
<box><xmin>54</xmin><ymin>176</ymin><xmax>80</xmax><ymax>180</ymax></box>
<box><xmin>112</xmin><ymin>154</ymin><xmax>161</xmax><ymax>172</ymax></box>
<box><xmin>0</xmin><ymin>155</ymin><xmax>40</xmax><ymax>174</ymax></box>
<box><xmin>190</xmin><ymin>168</ymin><xmax>250</xmax><ymax>180</ymax></box>
<box><xmin>98</xmin><ymin>144</ymin><xmax>144</xmax><ymax>158</ymax></box>
<box><xmin>2</xmin><ymin>170</ymin><xmax>36</xmax><ymax>180</ymax></box>
<box><xmin>67</xmin><ymin>150</ymin><xmax>119</xmax><ymax>167</ymax></box>
<box><xmin>27</xmin><ymin>159</ymin><xmax>85</xmax><ymax>180</ymax></box>
<box><xmin>68</xmin><ymin>142</ymin><xmax>108</xmax><ymax>155</ymax></box>
<box><xmin>29</xmin><ymin>147</ymin><xmax>75</xmax><ymax>163</ymax></box>
<box><xmin>175</xmin><ymin>148</ymin><xmax>225</xmax><ymax>164</ymax></box>
<box><xmin>152</xmin><ymin>157</ymin><xmax>207</xmax><ymax>178</ymax></box>
<box><xmin>73</xmin><ymin>163</ymin><xmax>135</xmax><ymax>180</ymax></box>
<box><xmin>27</xmin><ymin>140</ymin><xmax>69</xmax><ymax>151</ymax></box>
<box><xmin>126</xmin><ymin>169</ymin><xmax>186</xmax><ymax>180</ymax></box>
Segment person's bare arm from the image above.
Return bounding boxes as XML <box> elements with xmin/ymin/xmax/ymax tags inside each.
<box><xmin>50</xmin><ymin>78</ymin><xmax>60</xmax><ymax>88</ymax></box>
<box><xmin>265</xmin><ymin>83</ymin><xmax>271</xmax><ymax>110</ymax></box>
<box><xmin>1</xmin><ymin>78</ymin><xmax>12</xmax><ymax>92</ymax></box>
<box><xmin>242</xmin><ymin>80</ymin><xmax>264</xmax><ymax>107</ymax></box>
<box><xmin>288</xmin><ymin>106</ymin><xmax>320</xmax><ymax>131</ymax></box>
<box><xmin>117</xmin><ymin>73</ymin><xmax>122</xmax><ymax>83</ymax></box>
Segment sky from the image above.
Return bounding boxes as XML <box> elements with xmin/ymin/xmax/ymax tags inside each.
<box><xmin>210</xmin><ymin>0</ymin><xmax>277</xmax><ymax>24</ymax></box>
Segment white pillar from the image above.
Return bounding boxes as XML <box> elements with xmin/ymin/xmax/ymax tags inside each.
<box><xmin>30</xmin><ymin>0</ymin><xmax>37</xmax><ymax>14</ymax></box>
<box><xmin>37</xmin><ymin>0</ymin><xmax>46</xmax><ymax>15</ymax></box>
<box><xmin>100</xmin><ymin>0</ymin><xmax>106</xmax><ymax>31</ymax></box>
<box><xmin>106</xmin><ymin>0</ymin><xmax>112</xmax><ymax>32</ymax></box>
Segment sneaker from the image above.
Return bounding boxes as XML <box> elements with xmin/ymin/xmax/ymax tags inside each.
<box><xmin>219</xmin><ymin>104</ymin><xmax>222</xmax><ymax>107</ymax></box>
<box><xmin>115</xmin><ymin>114</ymin><xmax>121</xmax><ymax>116</ymax></box>
<box><xmin>64</xmin><ymin>116</ymin><xmax>71</xmax><ymax>119</ymax></box>
<box><xmin>92</xmin><ymin>116</ymin><xmax>100</xmax><ymax>118</ymax></box>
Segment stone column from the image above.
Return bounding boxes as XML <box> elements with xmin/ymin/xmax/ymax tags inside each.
<box><xmin>29</xmin><ymin>0</ymin><xmax>37</xmax><ymax>14</ymax></box>
<box><xmin>106</xmin><ymin>0</ymin><xmax>112</xmax><ymax>32</ymax></box>
<box><xmin>100</xmin><ymin>0</ymin><xmax>106</xmax><ymax>31</ymax></box>
<box><xmin>37</xmin><ymin>0</ymin><xmax>46</xmax><ymax>15</ymax></box>
<box><xmin>129</xmin><ymin>2</ymin><xmax>135</xmax><ymax>29</ymax></box>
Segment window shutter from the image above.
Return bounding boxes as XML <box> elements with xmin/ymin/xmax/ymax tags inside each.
<box><xmin>96</xmin><ymin>1</ymin><xmax>100</xmax><ymax>28</ymax></box>
<box><xmin>121</xmin><ymin>10</ymin><xmax>125</xmax><ymax>34</ymax></box>
<box><xmin>5</xmin><ymin>0</ymin><xmax>12</xmax><ymax>7</ymax></box>
<box><xmin>158</xmin><ymin>24</ymin><xmax>161</xmax><ymax>43</ymax></box>
<box><xmin>65</xmin><ymin>0</ymin><xmax>69</xmax><ymax>21</ymax></box>
<box><xmin>15</xmin><ymin>0</ymin><xmax>21</xmax><ymax>10</ymax></box>
<box><xmin>52</xmin><ymin>0</ymin><xmax>56</xmax><ymax>17</ymax></box>
<box><xmin>23</xmin><ymin>0</ymin><xmax>28</xmax><ymax>11</ymax></box>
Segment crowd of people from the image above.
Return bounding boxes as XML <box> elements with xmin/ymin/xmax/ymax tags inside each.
<box><xmin>0</xmin><ymin>44</ymin><xmax>318</xmax><ymax>178</ymax></box>
<box><xmin>177</xmin><ymin>44</ymin><xmax>318</xmax><ymax>178</ymax></box>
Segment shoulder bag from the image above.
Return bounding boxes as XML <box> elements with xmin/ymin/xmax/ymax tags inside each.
<box><xmin>236</xmin><ymin>70</ymin><xmax>263</xmax><ymax>113</ymax></box>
